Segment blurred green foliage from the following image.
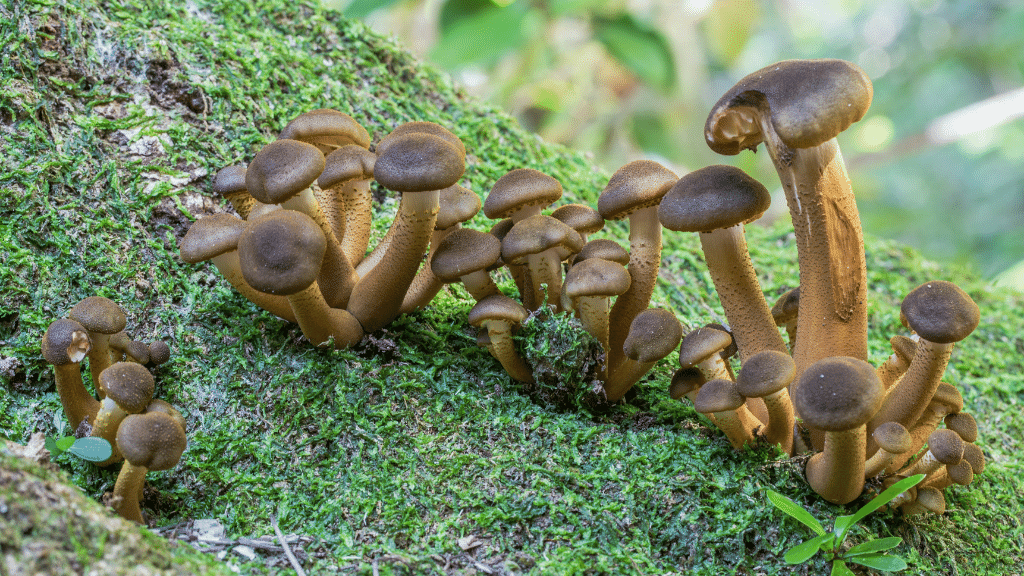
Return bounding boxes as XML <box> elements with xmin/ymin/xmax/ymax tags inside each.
<box><xmin>329</xmin><ymin>0</ymin><xmax>1024</xmax><ymax>284</ymax></box>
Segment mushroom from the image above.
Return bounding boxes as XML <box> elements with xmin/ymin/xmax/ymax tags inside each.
<box><xmin>867</xmin><ymin>281</ymin><xmax>979</xmax><ymax>450</ymax></box>
<box><xmin>900</xmin><ymin>486</ymin><xmax>946</xmax><ymax>515</ymax></box>
<box><xmin>91</xmin><ymin>362</ymin><xmax>156</xmax><ymax>466</ymax></box>
<box><xmin>277</xmin><ymin>108</ymin><xmax>371</xmax><ymax>154</ymax></box>
<box><xmin>41</xmin><ymin>318</ymin><xmax>98</xmax><ymax>429</ymax></box>
<box><xmin>109</xmin><ymin>332</ymin><xmax>150</xmax><ymax>364</ymax></box>
<box><xmin>669</xmin><ymin>366</ymin><xmax>706</xmax><ymax>405</ymax></box>
<box><xmin>863</xmin><ymin>422</ymin><xmax>913</xmax><ymax>478</ymax></box>
<box><xmin>677</xmin><ymin>326</ymin><xmax>735</xmax><ymax>384</ymax></box>
<box><xmin>211</xmin><ymin>165</ymin><xmax>256</xmax><ymax>219</ymax></box>
<box><xmin>551</xmin><ymin>203</ymin><xmax>604</xmax><ymax>264</ymax></box>
<box><xmin>237</xmin><ymin>210</ymin><xmax>363</xmax><ymax>347</ymax></box>
<box><xmin>734</xmin><ymin>350</ymin><xmax>796</xmax><ymax>454</ymax></box>
<box><xmin>770</xmin><ymin>287</ymin><xmax>799</xmax><ymax>350</ymax></box>
<box><xmin>429</xmin><ymin>228</ymin><xmax>502</xmax><ymax>302</ymax></box>
<box><xmin>67</xmin><ymin>296</ymin><xmax>127</xmax><ymax>397</ymax></box>
<box><xmin>598</xmin><ymin>160</ymin><xmax>678</xmax><ymax>370</ymax></box>
<box><xmin>705</xmin><ymin>59</ymin><xmax>874</xmax><ymax>379</ymax></box>
<box><xmin>318</xmin><ymin>144</ymin><xmax>377</xmax><ymax>264</ymax></box>
<box><xmin>659</xmin><ymin>165</ymin><xmax>787</xmax><ymax>361</ymax></box>
<box><xmin>147</xmin><ymin>341</ymin><xmax>171</xmax><ymax>366</ymax></box>
<box><xmin>898</xmin><ymin>428</ymin><xmax>965</xmax><ymax>478</ymax></box>
<box><xmin>563</xmin><ymin>257</ymin><xmax>631</xmax><ymax>368</ymax></box>
<box><xmin>944</xmin><ymin>412</ymin><xmax>978</xmax><ymax>443</ymax></box>
<box><xmin>694</xmin><ymin>378</ymin><xmax>761</xmax><ymax>449</ymax></box>
<box><xmin>792</xmin><ymin>356</ymin><xmax>884</xmax><ymax>504</ymax></box>
<box><xmin>884</xmin><ymin>382</ymin><xmax>962</xmax><ymax>473</ymax></box>
<box><xmin>604</xmin><ymin>308</ymin><xmax>682</xmax><ymax>401</ymax></box>
<box><xmin>501</xmin><ymin>214</ymin><xmax>584</xmax><ymax>312</ymax></box>
<box><xmin>877</xmin><ymin>334</ymin><xmax>917</xmax><ymax>391</ymax></box>
<box><xmin>111</xmin><ymin>411</ymin><xmax>187</xmax><ymax>524</ymax></box>
<box><xmin>468</xmin><ymin>294</ymin><xmax>533</xmax><ymax>383</ymax></box>
<box><xmin>574</xmin><ymin>239</ymin><xmax>630</xmax><ymax>266</ymax></box>
<box><xmin>180</xmin><ymin>213</ymin><xmax>297</xmax><ymax>323</ymax></box>
<box><xmin>246</xmin><ymin>138</ymin><xmax>356</xmax><ymax>309</ymax></box>
<box><xmin>346</xmin><ymin>128</ymin><xmax>465</xmax><ymax>333</ymax></box>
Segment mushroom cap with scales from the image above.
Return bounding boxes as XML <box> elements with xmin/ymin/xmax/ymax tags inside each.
<box><xmin>900</xmin><ymin>281</ymin><xmax>980</xmax><ymax>344</ymax></box>
<box><xmin>622</xmin><ymin>308</ymin><xmax>682</xmax><ymax>364</ymax></box>
<box><xmin>597</xmin><ymin>160</ymin><xmax>677</xmax><ymax>220</ymax></box>
<box><xmin>318</xmin><ymin>144</ymin><xmax>376</xmax><ymax>189</ymax></box>
<box><xmin>735</xmin><ymin>350</ymin><xmax>795</xmax><ymax>398</ymax></box>
<box><xmin>678</xmin><ymin>326</ymin><xmax>734</xmax><ymax>369</ymax></box>
<box><xmin>99</xmin><ymin>362</ymin><xmax>156</xmax><ymax>414</ymax></box>
<box><xmin>117</xmin><ymin>411</ymin><xmax>187</xmax><ymax>472</ymax></box>
<box><xmin>277</xmin><ymin>108</ymin><xmax>371</xmax><ymax>153</ymax></box>
<box><xmin>245</xmin><ymin>139</ymin><xmax>326</xmax><ymax>205</ymax></box>
<box><xmin>68</xmin><ymin>297</ymin><xmax>127</xmax><ymax>339</ymax></box>
<box><xmin>484</xmin><ymin>168</ymin><xmax>563</xmax><ymax>220</ymax></box>
<box><xmin>564</xmin><ymin>258</ymin><xmax>631</xmax><ymax>301</ymax></box>
<box><xmin>42</xmin><ymin>318</ymin><xmax>91</xmax><ymax>366</ymax></box>
<box><xmin>551</xmin><ymin>203</ymin><xmax>604</xmax><ymax>237</ymax></box>
<box><xmin>501</xmin><ymin>215</ymin><xmax>584</xmax><ymax>265</ymax></box>
<box><xmin>658</xmin><ymin>164</ymin><xmax>772</xmax><ymax>233</ymax></box>
<box><xmin>375</xmin><ymin>121</ymin><xmax>466</xmax><ymax>160</ymax></box>
<box><xmin>575</xmin><ymin>239</ymin><xmax>630</xmax><ymax>266</ymax></box>
<box><xmin>430</xmin><ymin>229</ymin><xmax>502</xmax><ymax>282</ymax></box>
<box><xmin>794</xmin><ymin>356</ymin><xmax>883</xmax><ymax>432</ymax></box>
<box><xmin>179</xmin><ymin>213</ymin><xmax>245</xmax><ymax>264</ymax></box>
<box><xmin>373</xmin><ymin>131</ymin><xmax>465</xmax><ymax>192</ymax></box>
<box><xmin>237</xmin><ymin>210</ymin><xmax>326</xmax><ymax>296</ymax></box>
<box><xmin>435</xmin><ymin>184</ymin><xmax>482</xmax><ymax>230</ymax></box>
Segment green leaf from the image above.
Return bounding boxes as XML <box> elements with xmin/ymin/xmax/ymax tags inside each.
<box><xmin>593</xmin><ymin>14</ymin><xmax>675</xmax><ymax>92</ymax></box>
<box><xmin>847</xmin><ymin>553</ymin><xmax>909</xmax><ymax>571</ymax></box>
<box><xmin>831</xmin><ymin>560</ymin><xmax>856</xmax><ymax>576</ymax></box>
<box><xmin>55</xmin><ymin>436</ymin><xmax>76</xmax><ymax>452</ymax></box>
<box><xmin>430</xmin><ymin>0</ymin><xmax>527</xmax><ymax>69</ymax></box>
<box><xmin>44</xmin><ymin>435</ymin><xmax>60</xmax><ymax>455</ymax></box>
<box><xmin>834</xmin><ymin>475</ymin><xmax>925</xmax><ymax>543</ymax></box>
<box><xmin>846</xmin><ymin>537</ymin><xmax>903</xmax><ymax>556</ymax></box>
<box><xmin>766</xmin><ymin>489</ymin><xmax>826</xmax><ymax>536</ymax></box>
<box><xmin>784</xmin><ymin>533</ymin><xmax>833</xmax><ymax>564</ymax></box>
<box><xmin>66</xmin><ymin>437</ymin><xmax>113</xmax><ymax>462</ymax></box>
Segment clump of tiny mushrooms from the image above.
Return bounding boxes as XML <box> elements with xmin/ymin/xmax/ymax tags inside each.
<box><xmin>42</xmin><ymin>296</ymin><xmax>185</xmax><ymax>524</ymax></box>
<box><xmin>179</xmin><ymin>60</ymin><xmax>983</xmax><ymax>513</ymax></box>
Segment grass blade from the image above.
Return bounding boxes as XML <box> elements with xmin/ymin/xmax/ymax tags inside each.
<box><xmin>766</xmin><ymin>489</ymin><xmax>826</xmax><ymax>536</ymax></box>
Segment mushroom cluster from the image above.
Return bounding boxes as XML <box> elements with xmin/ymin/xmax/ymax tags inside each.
<box><xmin>41</xmin><ymin>296</ymin><xmax>186</xmax><ymax>524</ymax></box>
<box><xmin>182</xmin><ymin>110</ymin><xmax>473</xmax><ymax>347</ymax></box>
<box><xmin>662</xmin><ymin>59</ymin><xmax>983</xmax><ymax>510</ymax></box>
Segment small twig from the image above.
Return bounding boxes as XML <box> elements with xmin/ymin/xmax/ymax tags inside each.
<box><xmin>271</xmin><ymin>514</ymin><xmax>307</xmax><ymax>576</ymax></box>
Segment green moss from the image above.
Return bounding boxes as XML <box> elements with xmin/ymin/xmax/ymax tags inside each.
<box><xmin>1</xmin><ymin>0</ymin><xmax>1023</xmax><ymax>574</ymax></box>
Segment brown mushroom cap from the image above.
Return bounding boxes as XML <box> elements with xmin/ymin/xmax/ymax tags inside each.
<box><xmin>913</xmin><ymin>486</ymin><xmax>946</xmax><ymax>514</ymax></box>
<box><xmin>179</xmin><ymin>213</ymin><xmax>245</xmax><ymax>263</ymax></box>
<box><xmin>944</xmin><ymin>412</ymin><xmax>977</xmax><ymax>443</ymax></box>
<box><xmin>871</xmin><ymin>421</ymin><xmax>913</xmax><ymax>454</ymax></box>
<box><xmin>576</xmin><ymin>239</ymin><xmax>630</xmax><ymax>266</ymax></box>
<box><xmin>658</xmin><ymin>165</ymin><xmax>772</xmax><ymax>232</ymax></box>
<box><xmin>278</xmin><ymin>109</ymin><xmax>371</xmax><ymax>152</ymax></box>
<box><xmin>42</xmin><ymin>319</ymin><xmax>91</xmax><ymax>366</ymax></box>
<box><xmin>926</xmin><ymin>428</ymin><xmax>966</xmax><ymax>465</ymax></box>
<box><xmin>694</xmin><ymin>378</ymin><xmax>745</xmax><ymax>413</ymax></box>
<box><xmin>318</xmin><ymin>144</ymin><xmax>376</xmax><ymax>189</ymax></box>
<box><xmin>597</xmin><ymin>160</ymin><xmax>677</xmax><ymax>220</ymax></box>
<box><xmin>677</xmin><ymin>326</ymin><xmax>733</xmax><ymax>368</ymax></box>
<box><xmin>467</xmin><ymin>294</ymin><xmax>528</xmax><ymax>327</ymax></box>
<box><xmin>623</xmin><ymin>308</ymin><xmax>682</xmax><ymax>363</ymax></box>
<box><xmin>900</xmin><ymin>281</ymin><xmax>980</xmax><ymax>344</ymax></box>
<box><xmin>373</xmin><ymin>131</ymin><xmax>465</xmax><ymax>192</ymax></box>
<box><xmin>375</xmin><ymin>121</ymin><xmax>466</xmax><ymax>159</ymax></box>
<box><xmin>430</xmin><ymin>229</ymin><xmax>501</xmax><ymax>281</ymax></box>
<box><xmin>669</xmin><ymin>367</ymin><xmax>705</xmax><ymax>400</ymax></box>
<box><xmin>484</xmin><ymin>169</ymin><xmax>563</xmax><ymax>220</ymax></box>
<box><xmin>890</xmin><ymin>334</ymin><xmax>918</xmax><ymax>364</ymax></box>
<box><xmin>435</xmin><ymin>183</ymin><xmax>482</xmax><ymax>230</ymax></box>
<box><xmin>245</xmin><ymin>139</ymin><xmax>326</xmax><ymax>204</ymax></box>
<box><xmin>148</xmin><ymin>341</ymin><xmax>171</xmax><ymax>366</ymax></box>
<box><xmin>211</xmin><ymin>165</ymin><xmax>248</xmax><ymax>197</ymax></box>
<box><xmin>564</xmin><ymin>258</ymin><xmax>631</xmax><ymax>300</ymax></box>
<box><xmin>237</xmin><ymin>210</ymin><xmax>326</xmax><ymax>295</ymax></box>
<box><xmin>99</xmin><ymin>362</ymin><xmax>156</xmax><ymax>414</ymax></box>
<box><xmin>961</xmin><ymin>443</ymin><xmax>985</xmax><ymax>474</ymax></box>
<box><xmin>551</xmin><ymin>203</ymin><xmax>604</xmax><ymax>236</ymax></box>
<box><xmin>771</xmin><ymin>287</ymin><xmax>800</xmax><ymax>325</ymax></box>
<box><xmin>930</xmin><ymin>382</ymin><xmax>964</xmax><ymax>415</ymax></box>
<box><xmin>116</xmin><ymin>411</ymin><xmax>187</xmax><ymax>471</ymax></box>
<box><xmin>68</xmin><ymin>297</ymin><xmax>127</xmax><ymax>337</ymax></box>
<box><xmin>793</xmin><ymin>356</ymin><xmax>883</xmax><ymax>431</ymax></box>
<box><xmin>704</xmin><ymin>59</ymin><xmax>873</xmax><ymax>155</ymax></box>
<box><xmin>501</xmin><ymin>215</ymin><xmax>584</xmax><ymax>264</ymax></box>
<box><xmin>735</xmin><ymin>350</ymin><xmax>795</xmax><ymax>398</ymax></box>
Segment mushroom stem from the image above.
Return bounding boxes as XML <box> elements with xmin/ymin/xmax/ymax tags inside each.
<box><xmin>483</xmin><ymin>321</ymin><xmax>534</xmax><ymax>383</ymax></box>
<box><xmin>575</xmin><ymin>295</ymin><xmax>612</xmax><ymax>369</ymax></box>
<box><xmin>55</xmin><ymin>363</ymin><xmax>99</xmax><ymax>429</ymax></box>
<box><xmin>698</xmin><ymin>224</ymin><xmax>788</xmax><ymax>360</ymax></box>
<box><xmin>712</xmin><ymin>407</ymin><xmax>760</xmax><ymax>449</ymax></box>
<box><xmin>460</xmin><ymin>270</ymin><xmax>500</xmax><ymax>302</ymax></box>
<box><xmin>288</xmin><ymin>282</ymin><xmax>364</xmax><ymax>347</ymax></box>
<box><xmin>210</xmin><ymin>252</ymin><xmax>298</xmax><ymax>323</ymax></box>
<box><xmin>526</xmin><ymin>250</ymin><xmax>564</xmax><ymax>311</ymax></box>
<box><xmin>347</xmin><ymin>190</ymin><xmax>441</xmax><ymax>333</ymax></box>
<box><xmin>806</xmin><ymin>427</ymin><xmax>867</xmax><ymax>504</ymax></box>
<box><xmin>604</xmin><ymin>358</ymin><xmax>655</xmax><ymax>402</ymax></box>
<box><xmin>758</xmin><ymin>389</ymin><xmax>795</xmax><ymax>453</ymax></box>
<box><xmin>336</xmin><ymin>178</ymin><xmax>374</xmax><ymax>265</ymax></box>
<box><xmin>606</xmin><ymin>207</ymin><xmax>661</xmax><ymax>369</ymax></box>
<box><xmin>112</xmin><ymin>461</ymin><xmax>148</xmax><ymax>524</ymax></box>
<box><xmin>868</xmin><ymin>340</ymin><xmax>953</xmax><ymax>453</ymax></box>
<box><xmin>399</xmin><ymin>227</ymin><xmax>455</xmax><ymax>315</ymax></box>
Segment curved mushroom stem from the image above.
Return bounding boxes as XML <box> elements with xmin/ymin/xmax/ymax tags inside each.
<box><xmin>758</xmin><ymin>389</ymin><xmax>795</xmax><ymax>454</ymax></box>
<box><xmin>348</xmin><ymin>190</ymin><xmax>440</xmax><ymax>333</ymax></box>
<box><xmin>86</xmin><ymin>333</ymin><xmax>114</xmax><ymax>397</ymax></box>
<box><xmin>698</xmin><ymin>224</ymin><xmax>788</xmax><ymax>360</ymax></box>
<box><xmin>806</xmin><ymin>426</ymin><xmax>867</xmax><ymax>504</ymax></box>
<box><xmin>460</xmin><ymin>270</ymin><xmax>501</xmax><ymax>302</ymax></box>
<box><xmin>287</xmin><ymin>283</ymin><xmax>364</xmax><ymax>347</ymax></box>
<box><xmin>604</xmin><ymin>358</ymin><xmax>656</xmax><ymax>402</ymax></box>
<box><xmin>336</xmin><ymin>178</ymin><xmax>375</xmax><ymax>265</ymax></box>
<box><xmin>575</xmin><ymin>295</ymin><xmax>612</xmax><ymax>372</ymax></box>
<box><xmin>877</xmin><ymin>350</ymin><xmax>912</xmax><ymax>391</ymax></box>
<box><xmin>282</xmin><ymin>187</ymin><xmax>357</xmax><ymax>309</ymax></box>
<box><xmin>606</xmin><ymin>207</ymin><xmax>661</xmax><ymax>370</ymax></box>
<box><xmin>210</xmin><ymin>252</ymin><xmax>297</xmax><ymax>323</ymax></box>
<box><xmin>54</xmin><ymin>363</ymin><xmax>99</xmax><ymax>429</ymax></box>
<box><xmin>482</xmin><ymin>320</ymin><xmax>534</xmax><ymax>383</ymax></box>
<box><xmin>864</xmin><ymin>445</ymin><xmax>903</xmax><ymax>479</ymax></box>
<box><xmin>112</xmin><ymin>461</ymin><xmax>148</xmax><ymax>524</ymax></box>
<box><xmin>712</xmin><ymin>407</ymin><xmax>759</xmax><ymax>449</ymax></box>
<box><xmin>400</xmin><ymin>226</ymin><xmax>458</xmax><ymax>315</ymax></box>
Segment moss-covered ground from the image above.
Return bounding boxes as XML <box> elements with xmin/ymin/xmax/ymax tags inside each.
<box><xmin>1</xmin><ymin>0</ymin><xmax>1022</xmax><ymax>573</ymax></box>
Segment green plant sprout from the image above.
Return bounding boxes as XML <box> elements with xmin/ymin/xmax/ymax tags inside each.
<box><xmin>44</xmin><ymin>435</ymin><xmax>113</xmax><ymax>463</ymax></box>
<box><xmin>767</xmin><ymin>474</ymin><xmax>926</xmax><ymax>575</ymax></box>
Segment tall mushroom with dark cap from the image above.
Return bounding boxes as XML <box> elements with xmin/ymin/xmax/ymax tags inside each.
<box><xmin>705</xmin><ymin>59</ymin><xmax>874</xmax><ymax>381</ymax></box>
<box><xmin>246</xmin><ymin>138</ymin><xmax>356</xmax><ymax>309</ymax></box>
<box><xmin>212</xmin><ymin>165</ymin><xmax>256</xmax><ymax>219</ymax></box>
<box><xmin>468</xmin><ymin>294</ymin><xmax>533</xmax><ymax>383</ymax></box>
<box><xmin>659</xmin><ymin>165</ymin><xmax>787</xmax><ymax>362</ymax></box>
<box><xmin>180</xmin><ymin>213</ymin><xmax>297</xmax><ymax>323</ymax></box>
<box><xmin>598</xmin><ymin>160</ymin><xmax>678</xmax><ymax>370</ymax></box>
<box><xmin>238</xmin><ymin>210</ymin><xmax>363</xmax><ymax>347</ymax></box>
<box><xmin>318</xmin><ymin>144</ymin><xmax>377</xmax><ymax>264</ymax></box>
<box><xmin>563</xmin><ymin>257</ymin><xmax>631</xmax><ymax>364</ymax></box>
<box><xmin>42</xmin><ymin>318</ymin><xmax>97</xmax><ymax>429</ymax></box>
<box><xmin>735</xmin><ymin>350</ymin><xmax>796</xmax><ymax>453</ymax></box>
<box><xmin>277</xmin><ymin>108</ymin><xmax>371</xmax><ymax>154</ymax></box>
<box><xmin>501</xmin><ymin>214</ymin><xmax>584</xmax><ymax>312</ymax></box>
<box><xmin>867</xmin><ymin>281</ymin><xmax>979</xmax><ymax>452</ymax></box>
<box><xmin>792</xmin><ymin>356</ymin><xmax>884</xmax><ymax>504</ymax></box>
<box><xmin>111</xmin><ymin>411</ymin><xmax>187</xmax><ymax>524</ymax></box>
<box><xmin>68</xmin><ymin>296</ymin><xmax>127</xmax><ymax>396</ymax></box>
<box><xmin>346</xmin><ymin>129</ymin><xmax>465</xmax><ymax>333</ymax></box>
<box><xmin>604</xmin><ymin>308</ymin><xmax>682</xmax><ymax>401</ymax></box>
<box><xmin>429</xmin><ymin>228</ymin><xmax>502</xmax><ymax>302</ymax></box>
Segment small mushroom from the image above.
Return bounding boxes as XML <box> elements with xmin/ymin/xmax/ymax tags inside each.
<box><xmin>483</xmin><ymin>168</ymin><xmax>563</xmax><ymax>224</ymax></box>
<box><xmin>604</xmin><ymin>308</ymin><xmax>682</xmax><ymax>402</ymax></box>
<box><xmin>898</xmin><ymin>428</ymin><xmax>965</xmax><ymax>478</ymax></box>
<box><xmin>863</xmin><ymin>422</ymin><xmax>913</xmax><ymax>478</ymax></box>
<box><xmin>277</xmin><ymin>108</ymin><xmax>371</xmax><ymax>154</ymax></box>
<box><xmin>669</xmin><ymin>366</ymin><xmax>706</xmax><ymax>405</ymax></box>
<box><xmin>501</xmin><ymin>214</ymin><xmax>584</xmax><ymax>312</ymax></box>
<box><xmin>111</xmin><ymin>411</ymin><xmax>187</xmax><ymax>524</ymax></box>
<box><xmin>551</xmin><ymin>203</ymin><xmax>604</xmax><ymax>264</ymax></box>
<box><xmin>211</xmin><ymin>165</ymin><xmax>256</xmax><ymax>219</ymax></box>
<box><xmin>318</xmin><ymin>144</ymin><xmax>377</xmax><ymax>264</ymax></box>
<box><xmin>68</xmin><ymin>296</ymin><xmax>127</xmax><ymax>397</ymax></box>
<box><xmin>429</xmin><ymin>228</ymin><xmax>502</xmax><ymax>302</ymax></box>
<box><xmin>109</xmin><ymin>332</ymin><xmax>150</xmax><ymax>364</ymax></box>
<box><xmin>468</xmin><ymin>295</ymin><xmax>533</xmax><ymax>383</ymax></box>
<box><xmin>694</xmin><ymin>378</ymin><xmax>761</xmax><ymax>449</ymax></box>
<box><xmin>563</xmin><ymin>257</ymin><xmax>631</xmax><ymax>368</ymax></box>
<box><xmin>735</xmin><ymin>350</ymin><xmax>796</xmax><ymax>454</ymax></box>
<box><xmin>91</xmin><ymin>362</ymin><xmax>156</xmax><ymax>466</ymax></box>
<box><xmin>42</xmin><ymin>318</ymin><xmax>98</xmax><ymax>429</ymax></box>
<box><xmin>884</xmin><ymin>382</ymin><xmax>962</xmax><ymax>473</ymax></box>
<box><xmin>770</xmin><ymin>287</ymin><xmax>799</xmax><ymax>350</ymax></box>
<box><xmin>678</xmin><ymin>326</ymin><xmax>735</xmax><ymax>383</ymax></box>
<box><xmin>900</xmin><ymin>486</ymin><xmax>946</xmax><ymax>515</ymax></box>
<box><xmin>147</xmin><ymin>341</ymin><xmax>171</xmax><ymax>366</ymax></box>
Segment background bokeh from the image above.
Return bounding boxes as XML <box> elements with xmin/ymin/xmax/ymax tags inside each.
<box><xmin>325</xmin><ymin>0</ymin><xmax>1024</xmax><ymax>288</ymax></box>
